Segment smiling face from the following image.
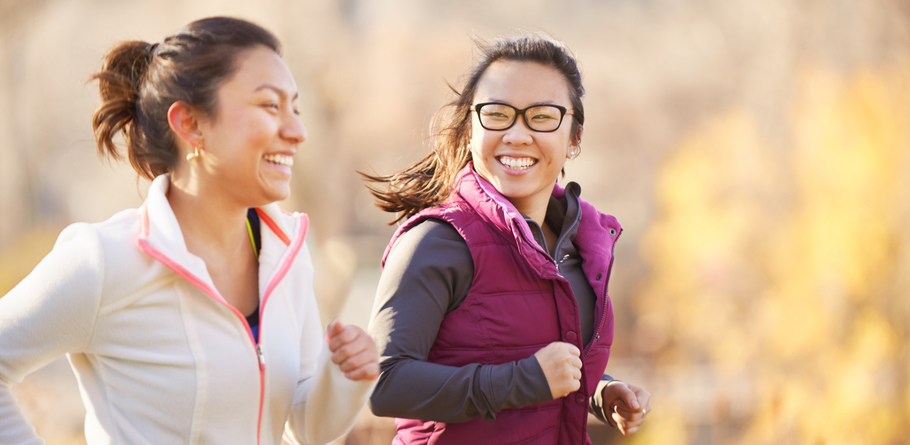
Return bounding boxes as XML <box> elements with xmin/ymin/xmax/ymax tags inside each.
<box><xmin>469</xmin><ymin>60</ymin><xmax>576</xmax><ymax>221</ymax></box>
<box><xmin>195</xmin><ymin>45</ymin><xmax>306</xmax><ymax>207</ymax></box>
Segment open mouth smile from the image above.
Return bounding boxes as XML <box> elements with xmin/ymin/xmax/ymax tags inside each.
<box><xmin>263</xmin><ymin>153</ymin><xmax>293</xmax><ymax>167</ymax></box>
<box><xmin>497</xmin><ymin>155</ymin><xmax>537</xmax><ymax>170</ymax></box>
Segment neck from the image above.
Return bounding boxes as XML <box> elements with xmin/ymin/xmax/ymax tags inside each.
<box><xmin>509</xmin><ymin>195</ymin><xmax>550</xmax><ymax>228</ymax></box>
<box><xmin>167</xmin><ymin>173</ymin><xmax>251</xmax><ymax>256</ymax></box>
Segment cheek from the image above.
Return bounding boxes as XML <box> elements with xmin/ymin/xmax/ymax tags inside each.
<box><xmin>468</xmin><ymin>134</ymin><xmax>484</xmax><ymax>158</ymax></box>
<box><xmin>550</xmin><ymin>133</ymin><xmax>573</xmax><ymax>159</ymax></box>
<box><xmin>470</xmin><ymin>144</ymin><xmax>486</xmax><ymax>170</ymax></box>
<box><xmin>470</xmin><ymin>142</ymin><xmax>497</xmax><ymax>178</ymax></box>
<box><xmin>469</xmin><ymin>126</ymin><xmax>482</xmax><ymax>150</ymax></box>
<box><xmin>469</xmin><ymin>118</ymin><xmax>495</xmax><ymax>152</ymax></box>
<box><xmin>472</xmin><ymin>131</ymin><xmax>501</xmax><ymax>155</ymax></box>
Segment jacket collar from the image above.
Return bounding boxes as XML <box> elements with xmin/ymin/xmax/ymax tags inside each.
<box><xmin>523</xmin><ymin>182</ymin><xmax>583</xmax><ymax>257</ymax></box>
<box><xmin>139</xmin><ymin>174</ymin><xmax>212</xmax><ymax>290</ymax></box>
<box><xmin>137</xmin><ymin>174</ymin><xmax>308</xmax><ymax>304</ymax></box>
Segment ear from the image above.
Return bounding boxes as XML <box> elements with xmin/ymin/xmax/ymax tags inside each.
<box><xmin>167</xmin><ymin>101</ymin><xmax>204</xmax><ymax>149</ymax></box>
<box><xmin>574</xmin><ymin>124</ymin><xmax>584</xmax><ymax>146</ymax></box>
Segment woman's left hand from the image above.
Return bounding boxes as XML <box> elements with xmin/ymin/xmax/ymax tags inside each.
<box><xmin>326</xmin><ymin>320</ymin><xmax>380</xmax><ymax>381</ymax></box>
<box><xmin>602</xmin><ymin>380</ymin><xmax>651</xmax><ymax>435</ymax></box>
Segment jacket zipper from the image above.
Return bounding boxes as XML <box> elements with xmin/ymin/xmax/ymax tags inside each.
<box><xmin>521</xmin><ymin>226</ymin><xmax>561</xmax><ymax>277</ymax></box>
<box><xmin>254</xmin><ymin>338</ymin><xmax>264</xmax><ymax>445</ymax></box>
<box><xmin>138</xmin><ymin>205</ymin><xmax>309</xmax><ymax>445</ymax></box>
<box><xmin>555</xmin><ymin>254</ymin><xmax>570</xmax><ymax>271</ymax></box>
<box><xmin>250</xmin><ymin>212</ymin><xmax>307</xmax><ymax>444</ymax></box>
<box><xmin>140</xmin><ymin>238</ymin><xmax>265</xmax><ymax>445</ymax></box>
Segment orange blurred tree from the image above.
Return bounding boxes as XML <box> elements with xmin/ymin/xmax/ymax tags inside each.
<box><xmin>632</xmin><ymin>63</ymin><xmax>910</xmax><ymax>444</ymax></box>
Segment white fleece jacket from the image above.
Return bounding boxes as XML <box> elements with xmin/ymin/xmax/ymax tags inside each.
<box><xmin>0</xmin><ymin>175</ymin><xmax>375</xmax><ymax>445</ymax></box>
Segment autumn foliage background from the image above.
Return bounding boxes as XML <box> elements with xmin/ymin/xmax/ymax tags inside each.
<box><xmin>1</xmin><ymin>1</ymin><xmax>908</xmax><ymax>444</ymax></box>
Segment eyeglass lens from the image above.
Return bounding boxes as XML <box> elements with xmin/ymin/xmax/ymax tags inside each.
<box><xmin>477</xmin><ymin>103</ymin><xmax>565</xmax><ymax>132</ymax></box>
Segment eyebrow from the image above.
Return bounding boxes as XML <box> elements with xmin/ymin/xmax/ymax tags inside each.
<box><xmin>254</xmin><ymin>84</ymin><xmax>299</xmax><ymax>101</ymax></box>
<box><xmin>485</xmin><ymin>98</ymin><xmax>560</xmax><ymax>106</ymax></box>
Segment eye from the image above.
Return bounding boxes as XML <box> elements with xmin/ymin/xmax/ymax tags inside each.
<box><xmin>262</xmin><ymin>103</ymin><xmax>279</xmax><ymax>112</ymax></box>
<box><xmin>483</xmin><ymin>111</ymin><xmax>510</xmax><ymax>119</ymax></box>
<box><xmin>480</xmin><ymin>105</ymin><xmax>513</xmax><ymax>120</ymax></box>
<box><xmin>528</xmin><ymin>106</ymin><xmax>560</xmax><ymax>121</ymax></box>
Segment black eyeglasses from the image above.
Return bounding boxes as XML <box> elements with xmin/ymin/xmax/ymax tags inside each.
<box><xmin>472</xmin><ymin>102</ymin><xmax>572</xmax><ymax>132</ymax></box>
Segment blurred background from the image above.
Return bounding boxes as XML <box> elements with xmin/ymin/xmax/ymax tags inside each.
<box><xmin>1</xmin><ymin>0</ymin><xmax>908</xmax><ymax>444</ymax></box>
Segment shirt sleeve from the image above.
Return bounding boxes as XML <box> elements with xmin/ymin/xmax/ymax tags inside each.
<box><xmin>589</xmin><ymin>374</ymin><xmax>617</xmax><ymax>425</ymax></box>
<box><xmin>0</xmin><ymin>223</ymin><xmax>104</xmax><ymax>445</ymax></box>
<box><xmin>368</xmin><ymin>219</ymin><xmax>553</xmax><ymax>423</ymax></box>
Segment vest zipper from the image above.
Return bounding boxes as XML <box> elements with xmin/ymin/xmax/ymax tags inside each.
<box><xmin>584</xmin><ymin>229</ymin><xmax>621</xmax><ymax>356</ymax></box>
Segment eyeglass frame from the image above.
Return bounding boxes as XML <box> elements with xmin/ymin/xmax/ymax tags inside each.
<box><xmin>471</xmin><ymin>102</ymin><xmax>573</xmax><ymax>133</ymax></box>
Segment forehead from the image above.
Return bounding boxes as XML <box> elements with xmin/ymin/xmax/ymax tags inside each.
<box><xmin>220</xmin><ymin>45</ymin><xmax>297</xmax><ymax>96</ymax></box>
<box><xmin>473</xmin><ymin>60</ymin><xmax>571</xmax><ymax>106</ymax></box>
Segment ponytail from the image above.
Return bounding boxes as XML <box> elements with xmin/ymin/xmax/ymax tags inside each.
<box><xmin>91</xmin><ymin>41</ymin><xmax>163</xmax><ymax>180</ymax></box>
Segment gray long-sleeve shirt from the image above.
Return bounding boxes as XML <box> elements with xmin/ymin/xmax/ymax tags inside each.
<box><xmin>369</xmin><ymin>182</ymin><xmax>617</xmax><ymax>424</ymax></box>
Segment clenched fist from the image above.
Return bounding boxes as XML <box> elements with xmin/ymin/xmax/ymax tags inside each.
<box><xmin>533</xmin><ymin>342</ymin><xmax>582</xmax><ymax>399</ymax></box>
<box><xmin>326</xmin><ymin>320</ymin><xmax>380</xmax><ymax>381</ymax></box>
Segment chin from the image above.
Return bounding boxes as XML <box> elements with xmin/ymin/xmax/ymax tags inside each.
<box><xmin>496</xmin><ymin>182</ymin><xmax>534</xmax><ymax>198</ymax></box>
<box><xmin>266</xmin><ymin>191</ymin><xmax>290</xmax><ymax>203</ymax></box>
<box><xmin>259</xmin><ymin>181</ymin><xmax>291</xmax><ymax>202</ymax></box>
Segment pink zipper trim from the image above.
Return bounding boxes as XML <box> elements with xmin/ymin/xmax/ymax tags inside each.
<box><xmin>253</xmin><ymin>210</ymin><xmax>308</xmax><ymax>443</ymax></box>
<box><xmin>137</xmin><ymin>203</ymin><xmax>309</xmax><ymax>445</ymax></box>
<box><xmin>256</xmin><ymin>208</ymin><xmax>291</xmax><ymax>246</ymax></box>
<box><xmin>260</xmin><ymin>214</ymin><xmax>308</xmax><ymax>301</ymax></box>
<box><xmin>137</xmin><ymin>204</ymin><xmax>248</xmax><ymax>329</ymax></box>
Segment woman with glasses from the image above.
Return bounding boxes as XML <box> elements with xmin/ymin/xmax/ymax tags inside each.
<box><xmin>362</xmin><ymin>35</ymin><xmax>651</xmax><ymax>444</ymax></box>
<box><xmin>0</xmin><ymin>17</ymin><xmax>377</xmax><ymax>444</ymax></box>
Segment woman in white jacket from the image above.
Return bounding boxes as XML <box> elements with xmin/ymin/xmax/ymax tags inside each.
<box><xmin>0</xmin><ymin>16</ymin><xmax>378</xmax><ymax>445</ymax></box>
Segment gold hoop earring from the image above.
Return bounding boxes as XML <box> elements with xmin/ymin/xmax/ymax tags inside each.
<box><xmin>186</xmin><ymin>146</ymin><xmax>201</xmax><ymax>161</ymax></box>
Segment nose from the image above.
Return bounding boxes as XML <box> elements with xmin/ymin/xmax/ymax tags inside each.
<box><xmin>281</xmin><ymin>111</ymin><xmax>307</xmax><ymax>145</ymax></box>
<box><xmin>501</xmin><ymin>114</ymin><xmax>533</xmax><ymax>146</ymax></box>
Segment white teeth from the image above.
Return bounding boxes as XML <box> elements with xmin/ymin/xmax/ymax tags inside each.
<box><xmin>264</xmin><ymin>154</ymin><xmax>293</xmax><ymax>167</ymax></box>
<box><xmin>498</xmin><ymin>155</ymin><xmax>536</xmax><ymax>170</ymax></box>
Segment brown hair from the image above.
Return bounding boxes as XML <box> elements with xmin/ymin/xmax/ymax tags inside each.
<box><xmin>361</xmin><ymin>34</ymin><xmax>586</xmax><ymax>224</ymax></box>
<box><xmin>91</xmin><ymin>16</ymin><xmax>280</xmax><ymax>180</ymax></box>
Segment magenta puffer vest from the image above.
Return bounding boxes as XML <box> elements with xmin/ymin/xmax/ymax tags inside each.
<box><xmin>382</xmin><ymin>164</ymin><xmax>621</xmax><ymax>444</ymax></box>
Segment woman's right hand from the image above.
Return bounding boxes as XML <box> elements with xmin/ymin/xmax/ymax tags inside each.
<box><xmin>533</xmin><ymin>341</ymin><xmax>582</xmax><ymax>399</ymax></box>
<box><xmin>326</xmin><ymin>320</ymin><xmax>380</xmax><ymax>381</ymax></box>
